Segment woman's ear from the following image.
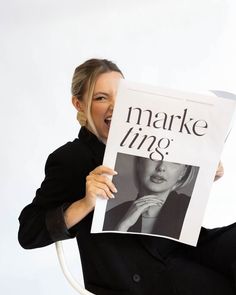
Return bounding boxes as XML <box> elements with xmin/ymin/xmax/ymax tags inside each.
<box><xmin>72</xmin><ymin>96</ymin><xmax>85</xmax><ymax>113</ymax></box>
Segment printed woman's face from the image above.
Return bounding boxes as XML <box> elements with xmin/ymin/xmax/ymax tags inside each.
<box><xmin>137</xmin><ymin>158</ymin><xmax>187</xmax><ymax>195</ymax></box>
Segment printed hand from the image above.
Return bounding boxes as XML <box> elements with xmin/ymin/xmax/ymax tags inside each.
<box><xmin>115</xmin><ymin>195</ymin><xmax>164</xmax><ymax>231</ymax></box>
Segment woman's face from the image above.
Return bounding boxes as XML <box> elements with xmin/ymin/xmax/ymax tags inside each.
<box><xmin>90</xmin><ymin>71</ymin><xmax>123</xmax><ymax>142</ymax></box>
<box><xmin>137</xmin><ymin>158</ymin><xmax>187</xmax><ymax>195</ymax></box>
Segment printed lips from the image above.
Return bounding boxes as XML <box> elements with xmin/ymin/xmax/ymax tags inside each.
<box><xmin>150</xmin><ymin>174</ymin><xmax>166</xmax><ymax>184</ymax></box>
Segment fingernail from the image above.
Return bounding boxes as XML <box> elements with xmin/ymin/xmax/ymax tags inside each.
<box><xmin>111</xmin><ymin>194</ymin><xmax>115</xmax><ymax>199</ymax></box>
<box><xmin>113</xmin><ymin>187</ymin><xmax>118</xmax><ymax>193</ymax></box>
<box><xmin>113</xmin><ymin>171</ymin><xmax>118</xmax><ymax>175</ymax></box>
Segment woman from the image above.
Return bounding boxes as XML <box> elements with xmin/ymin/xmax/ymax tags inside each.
<box><xmin>18</xmin><ymin>58</ymin><xmax>236</xmax><ymax>294</ymax></box>
<box><xmin>104</xmin><ymin>157</ymin><xmax>198</xmax><ymax>239</ymax></box>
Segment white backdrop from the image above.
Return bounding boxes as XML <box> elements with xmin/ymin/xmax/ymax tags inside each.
<box><xmin>1</xmin><ymin>0</ymin><xmax>236</xmax><ymax>294</ymax></box>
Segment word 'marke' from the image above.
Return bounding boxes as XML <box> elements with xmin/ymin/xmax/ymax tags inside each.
<box><xmin>126</xmin><ymin>107</ymin><xmax>208</xmax><ymax>136</ymax></box>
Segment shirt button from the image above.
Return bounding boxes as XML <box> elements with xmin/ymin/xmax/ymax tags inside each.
<box><xmin>132</xmin><ymin>274</ymin><xmax>141</xmax><ymax>283</ymax></box>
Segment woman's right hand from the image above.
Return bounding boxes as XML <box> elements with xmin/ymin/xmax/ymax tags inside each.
<box><xmin>64</xmin><ymin>165</ymin><xmax>117</xmax><ymax>229</ymax></box>
<box><xmin>84</xmin><ymin>165</ymin><xmax>118</xmax><ymax>209</ymax></box>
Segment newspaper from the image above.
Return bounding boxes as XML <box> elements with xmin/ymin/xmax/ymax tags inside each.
<box><xmin>91</xmin><ymin>80</ymin><xmax>236</xmax><ymax>246</ymax></box>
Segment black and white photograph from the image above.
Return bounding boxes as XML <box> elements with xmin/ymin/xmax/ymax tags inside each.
<box><xmin>103</xmin><ymin>153</ymin><xmax>199</xmax><ymax>239</ymax></box>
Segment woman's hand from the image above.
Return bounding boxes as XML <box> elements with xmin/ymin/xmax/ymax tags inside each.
<box><xmin>84</xmin><ymin>165</ymin><xmax>118</xmax><ymax>209</ymax></box>
<box><xmin>115</xmin><ymin>195</ymin><xmax>164</xmax><ymax>231</ymax></box>
<box><xmin>214</xmin><ymin>161</ymin><xmax>224</xmax><ymax>181</ymax></box>
<box><xmin>64</xmin><ymin>165</ymin><xmax>117</xmax><ymax>229</ymax></box>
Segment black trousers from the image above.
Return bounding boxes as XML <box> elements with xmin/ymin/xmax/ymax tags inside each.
<box><xmin>157</xmin><ymin>223</ymin><xmax>236</xmax><ymax>294</ymax></box>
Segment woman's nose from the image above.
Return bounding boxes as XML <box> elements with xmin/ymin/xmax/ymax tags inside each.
<box><xmin>109</xmin><ymin>97</ymin><xmax>115</xmax><ymax>110</ymax></box>
<box><xmin>109</xmin><ymin>103</ymin><xmax>114</xmax><ymax>111</ymax></box>
<box><xmin>155</xmin><ymin>161</ymin><xmax>165</xmax><ymax>172</ymax></box>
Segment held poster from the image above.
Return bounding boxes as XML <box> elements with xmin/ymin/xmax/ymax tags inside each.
<box><xmin>91</xmin><ymin>80</ymin><xmax>236</xmax><ymax>246</ymax></box>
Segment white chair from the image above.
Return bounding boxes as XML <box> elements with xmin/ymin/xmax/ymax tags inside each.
<box><xmin>55</xmin><ymin>241</ymin><xmax>95</xmax><ymax>295</ymax></box>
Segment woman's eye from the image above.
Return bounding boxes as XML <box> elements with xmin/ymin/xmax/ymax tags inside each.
<box><xmin>94</xmin><ymin>96</ymin><xmax>106</xmax><ymax>101</ymax></box>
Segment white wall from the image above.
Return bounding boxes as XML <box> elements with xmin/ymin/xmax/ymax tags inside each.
<box><xmin>1</xmin><ymin>0</ymin><xmax>236</xmax><ymax>294</ymax></box>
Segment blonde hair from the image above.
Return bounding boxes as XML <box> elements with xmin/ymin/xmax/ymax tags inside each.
<box><xmin>71</xmin><ymin>58</ymin><xmax>123</xmax><ymax>137</ymax></box>
<box><xmin>173</xmin><ymin>164</ymin><xmax>198</xmax><ymax>190</ymax></box>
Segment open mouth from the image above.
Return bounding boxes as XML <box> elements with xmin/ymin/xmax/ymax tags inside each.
<box><xmin>104</xmin><ymin>116</ymin><xmax>112</xmax><ymax>127</ymax></box>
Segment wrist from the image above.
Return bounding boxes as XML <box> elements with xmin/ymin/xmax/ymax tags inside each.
<box><xmin>116</xmin><ymin>221</ymin><xmax>129</xmax><ymax>231</ymax></box>
<box><xmin>64</xmin><ymin>198</ymin><xmax>94</xmax><ymax>229</ymax></box>
<box><xmin>82</xmin><ymin>196</ymin><xmax>96</xmax><ymax>212</ymax></box>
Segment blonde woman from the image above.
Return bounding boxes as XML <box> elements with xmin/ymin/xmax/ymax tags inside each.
<box><xmin>18</xmin><ymin>59</ymin><xmax>236</xmax><ymax>294</ymax></box>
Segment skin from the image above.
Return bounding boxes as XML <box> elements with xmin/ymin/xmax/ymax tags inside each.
<box><xmin>214</xmin><ymin>161</ymin><xmax>224</xmax><ymax>181</ymax></box>
<box><xmin>65</xmin><ymin>70</ymin><xmax>224</xmax><ymax>230</ymax></box>
<box><xmin>90</xmin><ymin>71</ymin><xmax>122</xmax><ymax>142</ymax></box>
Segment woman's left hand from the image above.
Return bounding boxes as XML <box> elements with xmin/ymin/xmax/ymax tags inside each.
<box><xmin>214</xmin><ymin>161</ymin><xmax>224</xmax><ymax>181</ymax></box>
